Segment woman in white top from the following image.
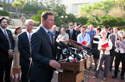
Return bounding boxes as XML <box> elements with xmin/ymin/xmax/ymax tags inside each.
<box><xmin>93</xmin><ymin>30</ymin><xmax>112</xmax><ymax>81</ymax></box>
<box><xmin>92</xmin><ymin>27</ymin><xmax>101</xmax><ymax>70</ymax></box>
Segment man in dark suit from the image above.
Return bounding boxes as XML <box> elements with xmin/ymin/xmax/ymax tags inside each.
<box><xmin>0</xmin><ymin>17</ymin><xmax>15</xmax><ymax>82</ymax></box>
<box><xmin>52</xmin><ymin>25</ymin><xmax>60</xmax><ymax>60</ymax></box>
<box><xmin>30</xmin><ymin>11</ymin><xmax>60</xmax><ymax>82</ymax></box>
<box><xmin>18</xmin><ymin>19</ymin><xmax>34</xmax><ymax>82</ymax></box>
<box><xmin>52</xmin><ymin>25</ymin><xmax>60</xmax><ymax>43</ymax></box>
<box><xmin>66</xmin><ymin>22</ymin><xmax>76</xmax><ymax>41</ymax></box>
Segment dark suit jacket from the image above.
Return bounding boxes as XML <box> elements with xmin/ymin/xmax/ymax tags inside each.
<box><xmin>30</xmin><ymin>26</ymin><xmax>55</xmax><ymax>82</ymax></box>
<box><xmin>107</xmin><ymin>32</ymin><xmax>111</xmax><ymax>38</ymax></box>
<box><xmin>52</xmin><ymin>31</ymin><xmax>60</xmax><ymax>43</ymax></box>
<box><xmin>18</xmin><ymin>32</ymin><xmax>30</xmax><ymax>67</ymax></box>
<box><xmin>0</xmin><ymin>29</ymin><xmax>15</xmax><ymax>62</ymax></box>
<box><xmin>66</xmin><ymin>29</ymin><xmax>76</xmax><ymax>41</ymax></box>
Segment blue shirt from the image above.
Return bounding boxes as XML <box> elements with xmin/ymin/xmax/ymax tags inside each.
<box><xmin>87</xmin><ymin>30</ymin><xmax>96</xmax><ymax>40</ymax></box>
<box><xmin>77</xmin><ymin>33</ymin><xmax>91</xmax><ymax>46</ymax></box>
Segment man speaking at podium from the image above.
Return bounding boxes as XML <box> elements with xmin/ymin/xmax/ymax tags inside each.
<box><xmin>30</xmin><ymin>11</ymin><xmax>60</xmax><ymax>82</ymax></box>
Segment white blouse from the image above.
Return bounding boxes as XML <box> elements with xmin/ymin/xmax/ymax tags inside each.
<box><xmin>98</xmin><ymin>39</ymin><xmax>113</xmax><ymax>55</ymax></box>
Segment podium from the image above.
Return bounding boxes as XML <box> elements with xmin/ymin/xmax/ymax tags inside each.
<box><xmin>58</xmin><ymin>59</ymin><xmax>85</xmax><ymax>82</ymax></box>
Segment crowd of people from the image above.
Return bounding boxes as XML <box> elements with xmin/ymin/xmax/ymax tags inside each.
<box><xmin>0</xmin><ymin>11</ymin><xmax>125</xmax><ymax>82</ymax></box>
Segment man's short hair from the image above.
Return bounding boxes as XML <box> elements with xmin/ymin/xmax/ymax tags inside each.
<box><xmin>114</xmin><ymin>26</ymin><xmax>120</xmax><ymax>31</ymax></box>
<box><xmin>81</xmin><ymin>26</ymin><xmax>86</xmax><ymax>29</ymax></box>
<box><xmin>108</xmin><ymin>27</ymin><xmax>112</xmax><ymax>31</ymax></box>
<box><xmin>41</xmin><ymin>11</ymin><xmax>54</xmax><ymax>20</ymax></box>
<box><xmin>0</xmin><ymin>17</ymin><xmax>7</xmax><ymax>24</ymax></box>
<box><xmin>104</xmin><ymin>26</ymin><xmax>109</xmax><ymax>29</ymax></box>
<box><xmin>25</xmin><ymin>19</ymin><xmax>34</xmax><ymax>25</ymax></box>
<box><xmin>61</xmin><ymin>28</ymin><xmax>66</xmax><ymax>31</ymax></box>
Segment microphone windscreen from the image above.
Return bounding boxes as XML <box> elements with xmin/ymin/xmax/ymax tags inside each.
<box><xmin>59</xmin><ymin>41</ymin><xmax>69</xmax><ymax>48</ymax></box>
<box><xmin>70</xmin><ymin>42</ymin><xmax>82</xmax><ymax>51</ymax></box>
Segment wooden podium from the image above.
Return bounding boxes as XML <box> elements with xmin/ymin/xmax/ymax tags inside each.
<box><xmin>58</xmin><ymin>59</ymin><xmax>85</xmax><ymax>82</ymax></box>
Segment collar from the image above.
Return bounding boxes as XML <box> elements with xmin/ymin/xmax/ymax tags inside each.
<box><xmin>0</xmin><ymin>26</ymin><xmax>6</xmax><ymax>33</ymax></box>
<box><xmin>41</xmin><ymin>25</ymin><xmax>49</xmax><ymax>33</ymax></box>
<box><xmin>26</xmin><ymin>30</ymin><xmax>32</xmax><ymax>37</ymax></box>
<box><xmin>69</xmin><ymin>29</ymin><xmax>73</xmax><ymax>31</ymax></box>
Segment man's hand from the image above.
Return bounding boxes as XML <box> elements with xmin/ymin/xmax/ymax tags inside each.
<box><xmin>8</xmin><ymin>49</ymin><xmax>14</xmax><ymax>58</ymax></box>
<box><xmin>49</xmin><ymin>60</ymin><xmax>60</xmax><ymax>69</ymax></box>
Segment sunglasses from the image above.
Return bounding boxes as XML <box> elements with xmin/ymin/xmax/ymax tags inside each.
<box><xmin>69</xmin><ymin>25</ymin><xmax>73</xmax><ymax>26</ymax></box>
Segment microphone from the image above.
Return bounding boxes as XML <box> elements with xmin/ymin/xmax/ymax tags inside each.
<box><xmin>59</xmin><ymin>41</ymin><xmax>81</xmax><ymax>60</ymax></box>
<box><xmin>70</xmin><ymin>41</ymin><xmax>82</xmax><ymax>51</ymax></box>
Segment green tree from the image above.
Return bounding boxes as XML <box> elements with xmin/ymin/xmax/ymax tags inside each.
<box><xmin>0</xmin><ymin>10</ymin><xmax>9</xmax><ymax>16</ymax></box>
<box><xmin>12</xmin><ymin>0</ymin><xmax>25</xmax><ymax>17</ymax></box>
<box><xmin>23</xmin><ymin>1</ymin><xmax>46</xmax><ymax>14</ymax></box>
<box><xmin>79</xmin><ymin>0</ymin><xmax>115</xmax><ymax>14</ymax></box>
<box><xmin>117</xmin><ymin>0</ymin><xmax>125</xmax><ymax>10</ymax></box>
<box><xmin>87</xmin><ymin>15</ymin><xmax>125</xmax><ymax>27</ymax></box>
<box><xmin>77</xmin><ymin>17</ymin><xmax>88</xmax><ymax>25</ymax></box>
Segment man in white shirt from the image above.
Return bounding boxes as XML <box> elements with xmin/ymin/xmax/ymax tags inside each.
<box><xmin>77</xmin><ymin>26</ymin><xmax>90</xmax><ymax>47</ymax></box>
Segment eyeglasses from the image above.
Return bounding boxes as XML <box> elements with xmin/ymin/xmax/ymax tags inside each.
<box><xmin>69</xmin><ymin>25</ymin><xmax>73</xmax><ymax>26</ymax></box>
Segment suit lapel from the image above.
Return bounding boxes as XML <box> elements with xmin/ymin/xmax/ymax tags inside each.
<box><xmin>24</xmin><ymin>32</ymin><xmax>30</xmax><ymax>47</ymax></box>
<box><xmin>0</xmin><ymin>28</ymin><xmax>8</xmax><ymax>41</ymax></box>
<box><xmin>6</xmin><ymin>30</ymin><xmax>12</xmax><ymax>42</ymax></box>
<box><xmin>40</xmin><ymin>26</ymin><xmax>53</xmax><ymax>47</ymax></box>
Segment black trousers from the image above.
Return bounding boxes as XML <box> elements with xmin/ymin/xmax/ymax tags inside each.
<box><xmin>0</xmin><ymin>58</ymin><xmax>12</xmax><ymax>82</ymax></box>
<box><xmin>56</xmin><ymin>49</ymin><xmax>66</xmax><ymax>61</ymax></box>
<box><xmin>109</xmin><ymin>49</ymin><xmax>116</xmax><ymax>69</ymax></box>
<box><xmin>21</xmin><ymin>65</ymin><xmax>30</xmax><ymax>82</ymax></box>
<box><xmin>114</xmin><ymin>52</ymin><xmax>125</xmax><ymax>76</ymax></box>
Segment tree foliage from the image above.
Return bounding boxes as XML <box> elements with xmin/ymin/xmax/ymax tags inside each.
<box><xmin>0</xmin><ymin>10</ymin><xmax>9</xmax><ymax>16</ymax></box>
<box><xmin>0</xmin><ymin>3</ymin><xmax>3</xmax><ymax>7</ymax></box>
<box><xmin>87</xmin><ymin>15</ymin><xmax>125</xmax><ymax>27</ymax></box>
<box><xmin>79</xmin><ymin>0</ymin><xmax>115</xmax><ymax>14</ymax></box>
<box><xmin>77</xmin><ymin>17</ymin><xmax>88</xmax><ymax>25</ymax></box>
<box><xmin>23</xmin><ymin>1</ymin><xmax>46</xmax><ymax>14</ymax></box>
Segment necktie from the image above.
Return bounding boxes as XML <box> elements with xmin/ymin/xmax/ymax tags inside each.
<box><xmin>47</xmin><ymin>31</ymin><xmax>53</xmax><ymax>44</ymax></box>
<box><xmin>29</xmin><ymin>33</ymin><xmax>31</xmax><ymax>43</ymax></box>
<box><xmin>4</xmin><ymin>30</ymin><xmax>11</xmax><ymax>49</ymax></box>
<box><xmin>70</xmin><ymin>30</ymin><xmax>73</xmax><ymax>39</ymax></box>
<box><xmin>91</xmin><ymin>31</ymin><xmax>94</xmax><ymax>40</ymax></box>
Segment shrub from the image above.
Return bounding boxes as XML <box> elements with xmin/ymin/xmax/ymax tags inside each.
<box><xmin>0</xmin><ymin>10</ymin><xmax>9</xmax><ymax>16</ymax></box>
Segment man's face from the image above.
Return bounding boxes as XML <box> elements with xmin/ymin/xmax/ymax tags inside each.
<box><xmin>0</xmin><ymin>19</ymin><xmax>8</xmax><ymax>29</ymax></box>
<box><xmin>69</xmin><ymin>23</ymin><xmax>74</xmax><ymax>29</ymax></box>
<box><xmin>43</xmin><ymin>15</ymin><xmax>54</xmax><ymax>30</ymax></box>
<box><xmin>81</xmin><ymin>28</ymin><xmax>86</xmax><ymax>34</ymax></box>
<box><xmin>52</xmin><ymin>26</ymin><xmax>56</xmax><ymax>31</ymax></box>
<box><xmin>90</xmin><ymin>25</ymin><xmax>94</xmax><ymax>31</ymax></box>
<box><xmin>61</xmin><ymin>29</ymin><xmax>65</xmax><ymax>34</ymax></box>
<box><xmin>26</xmin><ymin>21</ymin><xmax>34</xmax><ymax>32</ymax></box>
<box><xmin>114</xmin><ymin>28</ymin><xmax>118</xmax><ymax>33</ymax></box>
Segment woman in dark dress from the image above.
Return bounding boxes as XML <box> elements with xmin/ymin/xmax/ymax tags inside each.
<box><xmin>92</xmin><ymin>27</ymin><xmax>101</xmax><ymax>70</ymax></box>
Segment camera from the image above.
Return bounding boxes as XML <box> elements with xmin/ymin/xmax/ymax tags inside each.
<box><xmin>117</xmin><ymin>38</ymin><xmax>120</xmax><ymax>40</ymax></box>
